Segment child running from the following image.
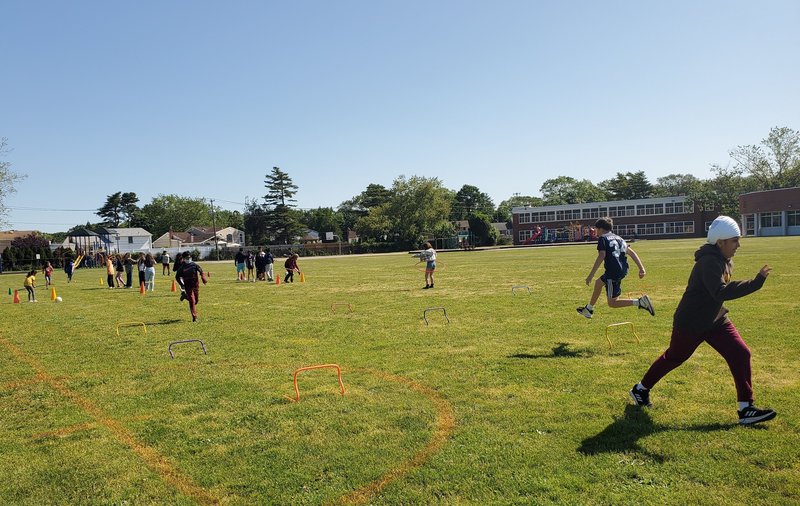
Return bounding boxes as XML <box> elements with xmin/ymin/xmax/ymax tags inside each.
<box><xmin>24</xmin><ymin>270</ymin><xmax>37</xmax><ymax>302</ymax></box>
<box><xmin>44</xmin><ymin>261</ymin><xmax>54</xmax><ymax>288</ymax></box>
<box><xmin>175</xmin><ymin>251</ymin><xmax>207</xmax><ymax>322</ymax></box>
<box><xmin>64</xmin><ymin>257</ymin><xmax>74</xmax><ymax>283</ymax></box>
<box><xmin>629</xmin><ymin>216</ymin><xmax>776</xmax><ymax>425</ymax></box>
<box><xmin>577</xmin><ymin>217</ymin><xmax>654</xmax><ymax>318</ymax></box>
<box><xmin>284</xmin><ymin>253</ymin><xmax>301</xmax><ymax>283</ymax></box>
<box><xmin>419</xmin><ymin>242</ymin><xmax>437</xmax><ymax>289</ymax></box>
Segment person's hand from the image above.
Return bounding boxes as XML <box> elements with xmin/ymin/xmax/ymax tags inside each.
<box><xmin>759</xmin><ymin>265</ymin><xmax>772</xmax><ymax>278</ymax></box>
<box><xmin>639</xmin><ymin>268</ymin><xmax>646</xmax><ymax>279</ymax></box>
<box><xmin>585</xmin><ymin>275</ymin><xmax>592</xmax><ymax>286</ymax></box>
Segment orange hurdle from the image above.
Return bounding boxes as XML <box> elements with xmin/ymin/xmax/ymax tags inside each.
<box><xmin>290</xmin><ymin>364</ymin><xmax>346</xmax><ymax>402</ymax></box>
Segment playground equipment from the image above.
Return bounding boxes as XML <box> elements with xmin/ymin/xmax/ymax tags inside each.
<box><xmin>115</xmin><ymin>321</ymin><xmax>147</xmax><ymax>337</ymax></box>
<box><xmin>289</xmin><ymin>364</ymin><xmax>346</xmax><ymax>402</ymax></box>
<box><xmin>168</xmin><ymin>339</ymin><xmax>207</xmax><ymax>359</ymax></box>
<box><xmin>604</xmin><ymin>322</ymin><xmax>641</xmax><ymax>349</ymax></box>
<box><xmin>331</xmin><ymin>302</ymin><xmax>353</xmax><ymax>314</ymax></box>
<box><xmin>511</xmin><ymin>285</ymin><xmax>531</xmax><ymax>295</ymax></box>
<box><xmin>423</xmin><ymin>307</ymin><xmax>450</xmax><ymax>325</ymax></box>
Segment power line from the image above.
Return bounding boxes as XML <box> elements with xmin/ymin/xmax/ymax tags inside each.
<box><xmin>7</xmin><ymin>205</ymin><xmax>96</xmax><ymax>212</ymax></box>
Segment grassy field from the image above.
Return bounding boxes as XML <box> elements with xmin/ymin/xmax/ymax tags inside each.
<box><xmin>1</xmin><ymin>237</ymin><xmax>799</xmax><ymax>505</ymax></box>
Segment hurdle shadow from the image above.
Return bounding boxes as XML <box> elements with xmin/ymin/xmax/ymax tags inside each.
<box><xmin>144</xmin><ymin>319</ymin><xmax>183</xmax><ymax>327</ymax></box>
<box><xmin>577</xmin><ymin>405</ymin><xmax>736</xmax><ymax>462</ymax></box>
<box><xmin>509</xmin><ymin>343</ymin><xmax>594</xmax><ymax>359</ymax></box>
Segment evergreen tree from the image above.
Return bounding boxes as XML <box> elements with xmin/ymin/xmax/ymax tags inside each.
<box><xmin>263</xmin><ymin>167</ymin><xmax>302</xmax><ymax>244</ymax></box>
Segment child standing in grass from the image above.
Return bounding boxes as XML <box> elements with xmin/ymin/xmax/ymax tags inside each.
<box><xmin>64</xmin><ymin>257</ymin><xmax>74</xmax><ymax>283</ymax></box>
<box><xmin>106</xmin><ymin>255</ymin><xmax>115</xmax><ymax>289</ymax></box>
<box><xmin>576</xmin><ymin>218</ymin><xmax>654</xmax><ymax>318</ymax></box>
<box><xmin>419</xmin><ymin>242</ymin><xmax>437</xmax><ymax>289</ymax></box>
<box><xmin>629</xmin><ymin>216</ymin><xmax>776</xmax><ymax>426</ymax></box>
<box><xmin>24</xmin><ymin>270</ymin><xmax>37</xmax><ymax>302</ymax></box>
<box><xmin>246</xmin><ymin>251</ymin><xmax>255</xmax><ymax>282</ymax></box>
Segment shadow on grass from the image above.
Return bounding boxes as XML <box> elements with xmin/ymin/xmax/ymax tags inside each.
<box><xmin>578</xmin><ymin>405</ymin><xmax>736</xmax><ymax>462</ymax></box>
<box><xmin>144</xmin><ymin>319</ymin><xmax>183</xmax><ymax>326</ymax></box>
<box><xmin>509</xmin><ymin>343</ymin><xmax>595</xmax><ymax>359</ymax></box>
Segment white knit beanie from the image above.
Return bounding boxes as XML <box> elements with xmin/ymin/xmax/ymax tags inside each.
<box><xmin>707</xmin><ymin>215</ymin><xmax>741</xmax><ymax>245</ymax></box>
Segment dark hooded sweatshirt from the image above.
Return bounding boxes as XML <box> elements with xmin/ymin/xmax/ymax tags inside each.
<box><xmin>673</xmin><ymin>244</ymin><xmax>767</xmax><ymax>334</ymax></box>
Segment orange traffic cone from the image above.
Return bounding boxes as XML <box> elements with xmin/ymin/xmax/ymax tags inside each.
<box><xmin>140</xmin><ymin>282</ymin><xmax>145</xmax><ymax>295</ymax></box>
<box><xmin>171</xmin><ymin>280</ymin><xmax>176</xmax><ymax>292</ymax></box>
<box><xmin>207</xmin><ymin>271</ymin><xmax>211</xmax><ymax>278</ymax></box>
<box><xmin>275</xmin><ymin>275</ymin><xmax>280</xmax><ymax>285</ymax></box>
<box><xmin>51</xmin><ymin>287</ymin><xmax>57</xmax><ymax>301</ymax></box>
<box><xmin>13</xmin><ymin>289</ymin><xmax>20</xmax><ymax>304</ymax></box>
<box><xmin>300</xmin><ymin>272</ymin><xmax>305</xmax><ymax>283</ymax></box>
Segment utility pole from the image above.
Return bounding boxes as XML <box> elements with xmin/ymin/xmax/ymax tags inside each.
<box><xmin>210</xmin><ymin>199</ymin><xmax>220</xmax><ymax>261</ymax></box>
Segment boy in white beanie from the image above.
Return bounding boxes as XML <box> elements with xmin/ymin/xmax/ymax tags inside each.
<box><xmin>630</xmin><ymin>216</ymin><xmax>776</xmax><ymax>425</ymax></box>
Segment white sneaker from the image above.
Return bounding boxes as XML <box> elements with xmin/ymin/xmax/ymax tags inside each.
<box><xmin>638</xmin><ymin>295</ymin><xmax>655</xmax><ymax>316</ymax></box>
<box><xmin>576</xmin><ymin>305</ymin><xmax>593</xmax><ymax>319</ymax></box>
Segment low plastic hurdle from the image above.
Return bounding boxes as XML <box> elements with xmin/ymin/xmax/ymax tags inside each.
<box><xmin>423</xmin><ymin>307</ymin><xmax>450</xmax><ymax>325</ymax></box>
<box><xmin>330</xmin><ymin>302</ymin><xmax>353</xmax><ymax>314</ymax></box>
<box><xmin>512</xmin><ymin>285</ymin><xmax>531</xmax><ymax>295</ymax></box>
<box><xmin>115</xmin><ymin>321</ymin><xmax>147</xmax><ymax>337</ymax></box>
<box><xmin>289</xmin><ymin>364</ymin><xmax>346</xmax><ymax>402</ymax></box>
<box><xmin>168</xmin><ymin>339</ymin><xmax>207</xmax><ymax>359</ymax></box>
<box><xmin>604</xmin><ymin>322</ymin><xmax>641</xmax><ymax>349</ymax></box>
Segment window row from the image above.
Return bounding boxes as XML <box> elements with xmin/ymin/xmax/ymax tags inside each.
<box><xmin>518</xmin><ymin>221</ymin><xmax>695</xmax><ymax>241</ymax></box>
<box><xmin>760</xmin><ymin>210</ymin><xmax>800</xmax><ymax>228</ymax></box>
<box><xmin>518</xmin><ymin>202</ymin><xmax>692</xmax><ymax>224</ymax></box>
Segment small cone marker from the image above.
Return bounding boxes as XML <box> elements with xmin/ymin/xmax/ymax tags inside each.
<box><xmin>300</xmin><ymin>272</ymin><xmax>305</xmax><ymax>283</ymax></box>
<box><xmin>51</xmin><ymin>287</ymin><xmax>57</xmax><ymax>301</ymax></box>
<box><xmin>13</xmin><ymin>289</ymin><xmax>20</xmax><ymax>304</ymax></box>
<box><xmin>275</xmin><ymin>275</ymin><xmax>280</xmax><ymax>285</ymax></box>
<box><xmin>140</xmin><ymin>282</ymin><xmax>145</xmax><ymax>295</ymax></box>
<box><xmin>171</xmin><ymin>280</ymin><xmax>176</xmax><ymax>292</ymax></box>
<box><xmin>100</xmin><ymin>278</ymin><xmax>104</xmax><ymax>285</ymax></box>
<box><xmin>207</xmin><ymin>272</ymin><xmax>211</xmax><ymax>277</ymax></box>
<box><xmin>8</xmin><ymin>288</ymin><xmax>11</xmax><ymax>295</ymax></box>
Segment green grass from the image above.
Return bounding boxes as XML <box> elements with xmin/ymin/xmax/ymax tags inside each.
<box><xmin>1</xmin><ymin>238</ymin><xmax>799</xmax><ymax>505</ymax></box>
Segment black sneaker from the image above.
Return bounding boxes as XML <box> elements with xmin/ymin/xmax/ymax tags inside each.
<box><xmin>423</xmin><ymin>285</ymin><xmax>430</xmax><ymax>289</ymax></box>
<box><xmin>629</xmin><ymin>384</ymin><xmax>652</xmax><ymax>407</ymax></box>
<box><xmin>638</xmin><ymin>295</ymin><xmax>655</xmax><ymax>316</ymax></box>
<box><xmin>576</xmin><ymin>305</ymin><xmax>593</xmax><ymax>319</ymax></box>
<box><xmin>738</xmin><ymin>404</ymin><xmax>776</xmax><ymax>425</ymax></box>
<box><xmin>179</xmin><ymin>291</ymin><xmax>186</xmax><ymax>301</ymax></box>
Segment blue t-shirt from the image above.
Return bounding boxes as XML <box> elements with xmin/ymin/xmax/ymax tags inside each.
<box><xmin>597</xmin><ymin>232</ymin><xmax>629</xmax><ymax>280</ymax></box>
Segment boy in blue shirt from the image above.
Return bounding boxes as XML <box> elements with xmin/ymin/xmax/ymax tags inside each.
<box><xmin>577</xmin><ymin>217</ymin><xmax>654</xmax><ymax>318</ymax></box>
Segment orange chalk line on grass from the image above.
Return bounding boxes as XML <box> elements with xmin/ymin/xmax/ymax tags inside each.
<box><xmin>334</xmin><ymin>368</ymin><xmax>456</xmax><ymax>506</ymax></box>
<box><xmin>0</xmin><ymin>337</ymin><xmax>220</xmax><ymax>506</ymax></box>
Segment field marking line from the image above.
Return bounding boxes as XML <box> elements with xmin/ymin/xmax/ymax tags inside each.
<box><xmin>334</xmin><ymin>368</ymin><xmax>456</xmax><ymax>505</ymax></box>
<box><xmin>0</xmin><ymin>337</ymin><xmax>221</xmax><ymax>506</ymax></box>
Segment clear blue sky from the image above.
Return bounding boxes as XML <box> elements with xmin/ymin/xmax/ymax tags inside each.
<box><xmin>2</xmin><ymin>1</ymin><xmax>799</xmax><ymax>232</ymax></box>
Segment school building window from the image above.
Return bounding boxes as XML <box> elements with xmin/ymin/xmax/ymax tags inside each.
<box><xmin>788</xmin><ymin>210</ymin><xmax>799</xmax><ymax>226</ymax></box>
<box><xmin>760</xmin><ymin>212</ymin><xmax>782</xmax><ymax>228</ymax></box>
<box><xmin>519</xmin><ymin>230</ymin><xmax>533</xmax><ymax>242</ymax></box>
<box><xmin>519</xmin><ymin>212</ymin><xmax>531</xmax><ymax>224</ymax></box>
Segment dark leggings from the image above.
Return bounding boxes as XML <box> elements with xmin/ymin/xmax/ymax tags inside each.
<box><xmin>107</xmin><ymin>274</ymin><xmax>114</xmax><ymax>288</ymax></box>
<box><xmin>641</xmin><ymin>320</ymin><xmax>753</xmax><ymax>402</ymax></box>
<box><xmin>25</xmin><ymin>286</ymin><xmax>35</xmax><ymax>301</ymax></box>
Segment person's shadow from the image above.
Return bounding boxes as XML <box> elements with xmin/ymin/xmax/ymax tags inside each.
<box><xmin>509</xmin><ymin>343</ymin><xmax>594</xmax><ymax>359</ymax></box>
<box><xmin>578</xmin><ymin>405</ymin><xmax>738</xmax><ymax>462</ymax></box>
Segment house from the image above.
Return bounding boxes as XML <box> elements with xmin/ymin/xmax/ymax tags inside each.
<box><xmin>300</xmin><ymin>229</ymin><xmax>321</xmax><ymax>244</ymax></box>
<box><xmin>98</xmin><ymin>227</ymin><xmax>153</xmax><ymax>253</ymax></box>
<box><xmin>739</xmin><ymin>187</ymin><xmax>800</xmax><ymax>237</ymax></box>
<box><xmin>511</xmin><ymin>195</ymin><xmax>718</xmax><ymax>245</ymax></box>
<box><xmin>492</xmin><ymin>222</ymin><xmax>512</xmax><ymax>238</ymax></box>
<box><xmin>187</xmin><ymin>226</ymin><xmax>245</xmax><ymax>247</ymax></box>
<box><xmin>152</xmin><ymin>226</ymin><xmax>245</xmax><ymax>249</ymax></box>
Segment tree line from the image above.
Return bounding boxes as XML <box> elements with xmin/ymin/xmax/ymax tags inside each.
<box><xmin>2</xmin><ymin>126</ymin><xmax>798</xmax><ymax>250</ymax></box>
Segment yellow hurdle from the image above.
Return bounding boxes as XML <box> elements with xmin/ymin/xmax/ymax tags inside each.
<box><xmin>605</xmin><ymin>322</ymin><xmax>641</xmax><ymax>349</ymax></box>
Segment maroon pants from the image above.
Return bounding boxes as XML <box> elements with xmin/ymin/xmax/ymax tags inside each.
<box><xmin>641</xmin><ymin>320</ymin><xmax>753</xmax><ymax>402</ymax></box>
<box><xmin>185</xmin><ymin>283</ymin><xmax>200</xmax><ymax>318</ymax></box>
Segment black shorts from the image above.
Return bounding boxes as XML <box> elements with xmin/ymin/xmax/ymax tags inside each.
<box><xmin>600</xmin><ymin>274</ymin><xmax>622</xmax><ymax>299</ymax></box>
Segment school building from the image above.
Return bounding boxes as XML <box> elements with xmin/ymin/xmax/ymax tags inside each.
<box><xmin>511</xmin><ymin>195</ymin><xmax>718</xmax><ymax>245</ymax></box>
<box><xmin>739</xmin><ymin>187</ymin><xmax>800</xmax><ymax>237</ymax></box>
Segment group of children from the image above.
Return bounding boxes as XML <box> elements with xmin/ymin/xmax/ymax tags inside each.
<box><xmin>577</xmin><ymin>216</ymin><xmax>775</xmax><ymax>426</ymax></box>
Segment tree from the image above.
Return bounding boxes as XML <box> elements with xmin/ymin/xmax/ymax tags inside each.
<box><xmin>690</xmin><ymin>165</ymin><xmax>758</xmax><ymax>220</ymax></box>
<box><xmin>133</xmin><ymin>195</ymin><xmax>214</xmax><ymax>238</ymax></box>
<box><xmin>358</xmin><ymin>183</ymin><xmax>393</xmax><ymax>209</ymax></box>
<box><xmin>0</xmin><ymin>137</ymin><xmax>26</xmax><ymax>228</ymax></box>
<box><xmin>353</xmin><ymin>205</ymin><xmax>393</xmax><ymax>241</ymax></box>
<box><xmin>599</xmin><ymin>171</ymin><xmax>654</xmax><ymax>200</ymax></box>
<box><xmin>468</xmin><ymin>212</ymin><xmax>498</xmax><ymax>246</ymax></box>
<box><xmin>263</xmin><ymin>167</ymin><xmax>302</xmax><ymax>244</ymax></box>
<box><xmin>451</xmin><ymin>184</ymin><xmax>494</xmax><ymax>220</ymax></box>
<box><xmin>652</xmin><ymin>173</ymin><xmax>703</xmax><ymax>197</ymax></box>
<box><xmin>300</xmin><ymin>207</ymin><xmax>344</xmax><ymax>239</ymax></box>
<box><xmin>381</xmin><ymin>175</ymin><xmax>453</xmax><ymax>247</ymax></box>
<box><xmin>97</xmin><ymin>191</ymin><xmax>140</xmax><ymax>227</ymax></box>
<box><xmin>495</xmin><ymin>194</ymin><xmax>544</xmax><ymax>222</ymax></box>
<box><xmin>729</xmin><ymin>126</ymin><xmax>800</xmax><ymax>190</ymax></box>
<box><xmin>540</xmin><ymin>176</ymin><xmax>607</xmax><ymax>205</ymax></box>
